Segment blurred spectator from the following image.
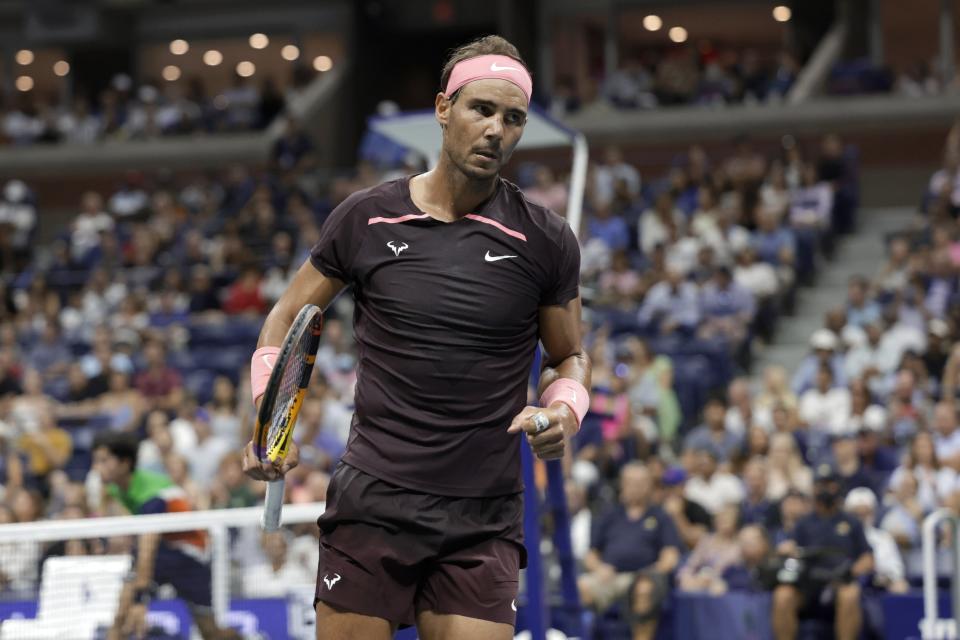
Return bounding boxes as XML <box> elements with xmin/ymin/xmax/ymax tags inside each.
<box><xmin>566</xmin><ymin>480</ymin><xmax>592</xmax><ymax>562</ymax></box>
<box><xmin>677</xmin><ymin>504</ymin><xmax>741</xmax><ymax>592</ymax></box>
<box><xmin>243</xmin><ymin>531</ymin><xmax>315</xmax><ymax>597</ymax></box>
<box><xmin>579</xmin><ymin>463</ymin><xmax>680</xmax><ymax>640</ymax></box>
<box><xmin>134</xmin><ymin>341</ymin><xmax>183</xmax><ymax>412</ymax></box>
<box><xmin>716</xmin><ymin>525</ymin><xmax>773</xmax><ymax>593</ymax></box>
<box><xmin>223</xmin><ymin>266</ymin><xmax>267</xmax><ymax>315</ymax></box>
<box><xmin>684</xmin><ymin>444</ymin><xmax>745</xmax><ymax>514</ymax></box>
<box><xmin>71</xmin><ymin>192</ymin><xmax>114</xmax><ymax>262</ymax></box>
<box><xmin>185</xmin><ymin>409</ymin><xmax>232</xmax><ymax>488</ymax></box>
<box><xmin>683</xmin><ymin>397</ymin><xmax>743</xmax><ymax>464</ymax></box>
<box><xmin>740</xmin><ymin>457</ymin><xmax>776</xmax><ymax>527</ymax></box>
<box><xmin>660</xmin><ymin>466</ymin><xmax>712</xmax><ymax>550</ymax></box>
<box><xmin>637</xmin><ymin>267</ymin><xmax>700</xmax><ymax>336</ymax></box>
<box><xmin>767</xmin><ymin>433</ymin><xmax>814</xmax><ymax>500</ymax></box>
<box><xmin>698</xmin><ymin>266</ymin><xmax>755</xmax><ymax>343</ymax></box>
<box><xmin>792</xmin><ymin>329</ymin><xmax>847</xmax><ymax>394</ymax></box>
<box><xmin>844</xmin><ymin>488</ymin><xmax>909</xmax><ymax>593</ymax></box>
<box><xmin>798</xmin><ymin>365</ymin><xmax>851</xmax><ymax>434</ymax></box>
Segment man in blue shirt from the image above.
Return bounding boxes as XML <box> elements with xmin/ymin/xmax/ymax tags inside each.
<box><xmin>579</xmin><ymin>463</ymin><xmax>681</xmax><ymax>640</ymax></box>
<box><xmin>772</xmin><ymin>464</ymin><xmax>873</xmax><ymax>640</ymax></box>
<box><xmin>699</xmin><ymin>266</ymin><xmax>756</xmax><ymax>342</ymax></box>
<box><xmin>637</xmin><ymin>267</ymin><xmax>701</xmax><ymax>336</ymax></box>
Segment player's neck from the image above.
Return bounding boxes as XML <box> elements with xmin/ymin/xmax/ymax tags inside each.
<box><xmin>414</xmin><ymin>159</ymin><xmax>497</xmax><ymax>221</ymax></box>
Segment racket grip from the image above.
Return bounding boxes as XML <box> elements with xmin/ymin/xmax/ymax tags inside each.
<box><xmin>262</xmin><ymin>478</ymin><xmax>285</xmax><ymax>531</ymax></box>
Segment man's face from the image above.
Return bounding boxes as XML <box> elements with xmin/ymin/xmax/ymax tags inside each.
<box><xmin>619</xmin><ymin>466</ymin><xmax>651</xmax><ymax>505</ymax></box>
<box><xmin>93</xmin><ymin>447</ymin><xmax>128</xmax><ymax>485</ymax></box>
<box><xmin>436</xmin><ymin>79</ymin><xmax>527</xmax><ymax>181</ymax></box>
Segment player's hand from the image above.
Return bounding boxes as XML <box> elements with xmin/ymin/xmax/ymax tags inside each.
<box><xmin>507</xmin><ymin>404</ymin><xmax>574</xmax><ymax>460</ymax></box>
<box><xmin>242</xmin><ymin>440</ymin><xmax>300</xmax><ymax>481</ymax></box>
<box><xmin>122</xmin><ymin>603</ymin><xmax>148</xmax><ymax>639</ymax></box>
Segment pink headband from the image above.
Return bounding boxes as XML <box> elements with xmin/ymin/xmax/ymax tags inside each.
<box><xmin>444</xmin><ymin>54</ymin><xmax>532</xmax><ymax>104</ymax></box>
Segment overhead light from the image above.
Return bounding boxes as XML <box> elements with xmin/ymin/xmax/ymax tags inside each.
<box><xmin>203</xmin><ymin>50</ymin><xmax>223</xmax><ymax>66</ymax></box>
<box><xmin>15</xmin><ymin>76</ymin><xmax>33</xmax><ymax>92</ymax></box>
<box><xmin>669</xmin><ymin>26</ymin><xmax>688</xmax><ymax>43</ymax></box>
<box><xmin>249</xmin><ymin>33</ymin><xmax>269</xmax><ymax>49</ymax></box>
<box><xmin>313</xmin><ymin>55</ymin><xmax>333</xmax><ymax>72</ymax></box>
<box><xmin>53</xmin><ymin>60</ymin><xmax>70</xmax><ymax>77</ymax></box>
<box><xmin>643</xmin><ymin>15</ymin><xmax>663</xmax><ymax>31</ymax></box>
<box><xmin>15</xmin><ymin>50</ymin><xmax>34</xmax><ymax>66</ymax></box>
<box><xmin>162</xmin><ymin>65</ymin><xmax>181</xmax><ymax>81</ymax></box>
<box><xmin>236</xmin><ymin>61</ymin><xmax>256</xmax><ymax>77</ymax></box>
<box><xmin>281</xmin><ymin>45</ymin><xmax>300</xmax><ymax>61</ymax></box>
<box><xmin>773</xmin><ymin>5</ymin><xmax>792</xmax><ymax>22</ymax></box>
<box><xmin>170</xmin><ymin>39</ymin><xmax>189</xmax><ymax>55</ymax></box>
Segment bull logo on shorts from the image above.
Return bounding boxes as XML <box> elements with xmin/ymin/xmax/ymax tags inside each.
<box><xmin>323</xmin><ymin>573</ymin><xmax>342</xmax><ymax>590</ymax></box>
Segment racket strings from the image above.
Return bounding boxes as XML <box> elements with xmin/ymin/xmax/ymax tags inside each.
<box><xmin>266</xmin><ymin>333</ymin><xmax>312</xmax><ymax>446</ymax></box>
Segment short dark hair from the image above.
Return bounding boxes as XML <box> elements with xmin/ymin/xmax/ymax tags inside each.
<box><xmin>439</xmin><ymin>35</ymin><xmax>528</xmax><ymax>96</ymax></box>
<box><xmin>93</xmin><ymin>431</ymin><xmax>140</xmax><ymax>470</ymax></box>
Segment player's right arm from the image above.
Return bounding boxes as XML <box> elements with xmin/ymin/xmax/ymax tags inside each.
<box><xmin>242</xmin><ymin>260</ymin><xmax>346</xmax><ymax>481</ymax></box>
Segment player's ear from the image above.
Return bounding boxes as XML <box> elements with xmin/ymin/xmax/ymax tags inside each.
<box><xmin>435</xmin><ymin>92</ymin><xmax>450</xmax><ymax>130</ymax></box>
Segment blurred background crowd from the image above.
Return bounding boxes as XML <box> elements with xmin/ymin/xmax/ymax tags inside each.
<box><xmin>0</xmin><ymin>0</ymin><xmax>957</xmax><ymax>638</ymax></box>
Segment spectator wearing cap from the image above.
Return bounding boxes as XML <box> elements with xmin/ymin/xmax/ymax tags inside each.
<box><xmin>659</xmin><ymin>466</ymin><xmax>712</xmax><ymax>550</ymax></box>
<box><xmin>791</xmin><ymin>329</ymin><xmax>847</xmax><ymax>395</ymax></box>
<box><xmin>740</xmin><ymin>457</ymin><xmax>777</xmax><ymax>528</ymax></box>
<box><xmin>579</xmin><ymin>463</ymin><xmax>680</xmax><ymax>640</ymax></box>
<box><xmin>684</xmin><ymin>443</ymin><xmax>744</xmax><ymax>515</ymax></box>
<box><xmin>698</xmin><ymin>266</ymin><xmax>755</xmax><ymax>343</ymax></box>
<box><xmin>637</xmin><ymin>267</ymin><xmax>700</xmax><ymax>336</ymax></box>
<box><xmin>683</xmin><ymin>396</ymin><xmax>743</xmax><ymax>464</ymax></box>
<box><xmin>855</xmin><ymin>406</ymin><xmax>897</xmax><ymax>489</ymax></box>
<box><xmin>844</xmin><ymin>488</ymin><xmax>909</xmax><ymax>593</ymax></box>
<box><xmin>773</xmin><ymin>464</ymin><xmax>873</xmax><ymax>640</ymax></box>
<box><xmin>798</xmin><ymin>364</ymin><xmax>851</xmax><ymax>435</ymax></box>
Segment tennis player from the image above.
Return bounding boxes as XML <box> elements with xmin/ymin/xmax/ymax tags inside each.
<box><xmin>93</xmin><ymin>432</ymin><xmax>241</xmax><ymax>640</ymax></box>
<box><xmin>242</xmin><ymin>35</ymin><xmax>590</xmax><ymax>640</ymax></box>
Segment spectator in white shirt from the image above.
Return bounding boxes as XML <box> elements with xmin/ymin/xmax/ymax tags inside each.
<box><xmin>890</xmin><ymin>430</ymin><xmax>956</xmax><ymax>513</ymax></box>
<box><xmin>71</xmin><ymin>191</ymin><xmax>114</xmax><ymax>262</ymax></box>
<box><xmin>684</xmin><ymin>445</ymin><xmax>745</xmax><ymax>515</ymax></box>
<box><xmin>798</xmin><ymin>365</ymin><xmax>851</xmax><ymax>435</ymax></box>
<box><xmin>844</xmin><ymin>488</ymin><xmax>909</xmax><ymax>592</ymax></box>
<box><xmin>933</xmin><ymin>402</ymin><xmax>960</xmax><ymax>470</ymax></box>
<box><xmin>566</xmin><ymin>480</ymin><xmax>592</xmax><ymax>563</ymax></box>
<box><xmin>243</xmin><ymin>531</ymin><xmax>315</xmax><ymax>598</ymax></box>
<box><xmin>593</xmin><ymin>145</ymin><xmax>641</xmax><ymax>207</ymax></box>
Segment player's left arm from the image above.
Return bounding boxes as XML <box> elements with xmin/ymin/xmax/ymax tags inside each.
<box><xmin>507</xmin><ymin>296</ymin><xmax>591</xmax><ymax>460</ymax></box>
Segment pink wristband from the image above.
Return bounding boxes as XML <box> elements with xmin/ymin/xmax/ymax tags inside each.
<box><xmin>251</xmin><ymin>346</ymin><xmax>281</xmax><ymax>405</ymax></box>
<box><xmin>540</xmin><ymin>378</ymin><xmax>589</xmax><ymax>433</ymax></box>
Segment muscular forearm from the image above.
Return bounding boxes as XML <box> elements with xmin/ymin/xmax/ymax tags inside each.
<box><xmin>538</xmin><ymin>350</ymin><xmax>591</xmax><ymax>397</ymax></box>
<box><xmin>135</xmin><ymin>533</ymin><xmax>161</xmax><ymax>588</ymax></box>
<box><xmin>851</xmin><ymin>553</ymin><xmax>873</xmax><ymax>578</ymax></box>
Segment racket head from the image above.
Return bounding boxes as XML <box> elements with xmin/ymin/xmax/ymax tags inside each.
<box><xmin>252</xmin><ymin>304</ymin><xmax>323</xmax><ymax>464</ymax></box>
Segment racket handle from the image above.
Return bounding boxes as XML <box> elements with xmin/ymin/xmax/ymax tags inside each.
<box><xmin>262</xmin><ymin>478</ymin><xmax>285</xmax><ymax>531</ymax></box>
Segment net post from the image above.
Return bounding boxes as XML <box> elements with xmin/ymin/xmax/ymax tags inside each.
<box><xmin>210</xmin><ymin>524</ymin><xmax>230</xmax><ymax>629</ymax></box>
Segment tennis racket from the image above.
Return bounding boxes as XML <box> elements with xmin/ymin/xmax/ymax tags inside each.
<box><xmin>253</xmin><ymin>304</ymin><xmax>323</xmax><ymax>531</ymax></box>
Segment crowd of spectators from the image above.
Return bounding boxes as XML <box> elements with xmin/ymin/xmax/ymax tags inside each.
<box><xmin>560</xmin><ymin>127</ymin><xmax>960</xmax><ymax>639</ymax></box>
<box><xmin>1</xmin><ymin>91</ymin><xmax>953</xmax><ymax>639</ymax></box>
<box><xmin>0</xmin><ymin>67</ymin><xmax>317</xmax><ymax>146</ymax></box>
<box><xmin>548</xmin><ymin>45</ymin><xmax>798</xmax><ymax>117</ymax></box>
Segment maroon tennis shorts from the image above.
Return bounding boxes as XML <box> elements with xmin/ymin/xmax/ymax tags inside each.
<box><xmin>314</xmin><ymin>462</ymin><xmax>525</xmax><ymax>627</ymax></box>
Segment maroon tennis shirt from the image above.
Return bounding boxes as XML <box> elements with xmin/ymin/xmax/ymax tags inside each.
<box><xmin>309</xmin><ymin>176</ymin><xmax>580</xmax><ymax>497</ymax></box>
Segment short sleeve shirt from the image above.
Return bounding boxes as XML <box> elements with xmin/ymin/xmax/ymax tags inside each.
<box><xmin>590</xmin><ymin>505</ymin><xmax>681</xmax><ymax>572</ymax></box>
<box><xmin>310</xmin><ymin>176</ymin><xmax>580</xmax><ymax>496</ymax></box>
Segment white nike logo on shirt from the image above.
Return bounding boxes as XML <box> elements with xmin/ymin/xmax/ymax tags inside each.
<box><xmin>485</xmin><ymin>251</ymin><xmax>518</xmax><ymax>262</ymax></box>
<box><xmin>490</xmin><ymin>62</ymin><xmax>521</xmax><ymax>73</ymax></box>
